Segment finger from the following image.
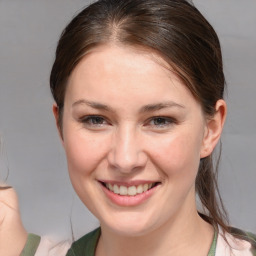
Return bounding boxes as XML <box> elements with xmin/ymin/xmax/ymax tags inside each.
<box><xmin>0</xmin><ymin>182</ymin><xmax>13</xmax><ymax>191</ymax></box>
<box><xmin>0</xmin><ymin>185</ymin><xmax>19</xmax><ymax>211</ymax></box>
<box><xmin>0</xmin><ymin>186</ymin><xmax>12</xmax><ymax>190</ymax></box>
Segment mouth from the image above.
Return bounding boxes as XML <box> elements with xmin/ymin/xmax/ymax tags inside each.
<box><xmin>100</xmin><ymin>181</ymin><xmax>161</xmax><ymax>196</ymax></box>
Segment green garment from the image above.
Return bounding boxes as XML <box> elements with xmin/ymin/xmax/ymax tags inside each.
<box><xmin>20</xmin><ymin>227</ymin><xmax>256</xmax><ymax>256</ymax></box>
<box><xmin>20</xmin><ymin>234</ymin><xmax>41</xmax><ymax>256</ymax></box>
<box><xmin>65</xmin><ymin>228</ymin><xmax>218</xmax><ymax>256</ymax></box>
<box><xmin>66</xmin><ymin>228</ymin><xmax>101</xmax><ymax>256</ymax></box>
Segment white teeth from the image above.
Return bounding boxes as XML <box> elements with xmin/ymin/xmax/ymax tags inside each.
<box><xmin>128</xmin><ymin>186</ymin><xmax>137</xmax><ymax>196</ymax></box>
<box><xmin>119</xmin><ymin>186</ymin><xmax>128</xmax><ymax>195</ymax></box>
<box><xmin>105</xmin><ymin>182</ymin><xmax>157</xmax><ymax>196</ymax></box>
<box><xmin>113</xmin><ymin>184</ymin><xmax>119</xmax><ymax>194</ymax></box>
<box><xmin>143</xmin><ymin>184</ymin><xmax>149</xmax><ymax>192</ymax></box>
<box><xmin>136</xmin><ymin>185</ymin><xmax>143</xmax><ymax>194</ymax></box>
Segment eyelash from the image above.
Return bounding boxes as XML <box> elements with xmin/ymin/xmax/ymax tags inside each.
<box><xmin>146</xmin><ymin>116</ymin><xmax>176</xmax><ymax>128</ymax></box>
<box><xmin>79</xmin><ymin>115</ymin><xmax>176</xmax><ymax>129</ymax></box>
<box><xmin>79</xmin><ymin>115</ymin><xmax>108</xmax><ymax>127</ymax></box>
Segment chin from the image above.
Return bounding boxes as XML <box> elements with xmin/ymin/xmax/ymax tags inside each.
<box><xmin>109</xmin><ymin>225</ymin><xmax>153</xmax><ymax>238</ymax></box>
<box><xmin>101</xmin><ymin>213</ymin><xmax>160</xmax><ymax>238</ymax></box>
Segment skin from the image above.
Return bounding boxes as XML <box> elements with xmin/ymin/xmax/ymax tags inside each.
<box><xmin>0</xmin><ymin>186</ymin><xmax>27</xmax><ymax>256</ymax></box>
<box><xmin>53</xmin><ymin>44</ymin><xmax>226</xmax><ymax>256</ymax></box>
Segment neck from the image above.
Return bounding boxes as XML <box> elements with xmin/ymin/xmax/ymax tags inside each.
<box><xmin>96</xmin><ymin>202</ymin><xmax>214</xmax><ymax>256</ymax></box>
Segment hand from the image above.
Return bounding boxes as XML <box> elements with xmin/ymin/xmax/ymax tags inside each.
<box><xmin>0</xmin><ymin>185</ymin><xmax>27</xmax><ymax>256</ymax></box>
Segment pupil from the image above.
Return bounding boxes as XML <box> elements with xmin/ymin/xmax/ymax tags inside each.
<box><xmin>155</xmin><ymin>118</ymin><xmax>164</xmax><ymax>125</ymax></box>
<box><xmin>93</xmin><ymin>117</ymin><xmax>102</xmax><ymax>124</ymax></box>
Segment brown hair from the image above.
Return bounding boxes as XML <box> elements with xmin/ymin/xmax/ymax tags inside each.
<box><xmin>50</xmin><ymin>0</ymin><xmax>229</xmax><ymax>233</ymax></box>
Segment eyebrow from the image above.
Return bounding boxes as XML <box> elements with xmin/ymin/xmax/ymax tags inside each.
<box><xmin>72</xmin><ymin>99</ymin><xmax>185</xmax><ymax>113</ymax></box>
<box><xmin>72</xmin><ymin>99</ymin><xmax>113</xmax><ymax>111</ymax></box>
<box><xmin>139</xmin><ymin>102</ymin><xmax>185</xmax><ymax>113</ymax></box>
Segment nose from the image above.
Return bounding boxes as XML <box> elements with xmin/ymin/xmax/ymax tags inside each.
<box><xmin>107</xmin><ymin>126</ymin><xmax>147</xmax><ymax>174</ymax></box>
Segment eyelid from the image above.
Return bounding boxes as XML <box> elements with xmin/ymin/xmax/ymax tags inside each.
<box><xmin>78</xmin><ymin>114</ymin><xmax>177</xmax><ymax>130</ymax></box>
<box><xmin>79</xmin><ymin>115</ymin><xmax>110</xmax><ymax>127</ymax></box>
<box><xmin>145</xmin><ymin>116</ymin><xmax>177</xmax><ymax>128</ymax></box>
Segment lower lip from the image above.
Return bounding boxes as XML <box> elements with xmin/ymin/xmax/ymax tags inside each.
<box><xmin>100</xmin><ymin>183</ymin><xmax>159</xmax><ymax>207</ymax></box>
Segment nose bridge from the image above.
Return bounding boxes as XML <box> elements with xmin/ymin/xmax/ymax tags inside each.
<box><xmin>108</xmin><ymin>124</ymin><xmax>146</xmax><ymax>173</ymax></box>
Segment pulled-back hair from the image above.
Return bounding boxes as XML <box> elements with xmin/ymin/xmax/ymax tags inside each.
<box><xmin>50</xmin><ymin>0</ymin><xmax>229</xmax><ymax>233</ymax></box>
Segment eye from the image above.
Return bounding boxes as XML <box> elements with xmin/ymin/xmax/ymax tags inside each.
<box><xmin>147</xmin><ymin>116</ymin><xmax>176</xmax><ymax>128</ymax></box>
<box><xmin>80</xmin><ymin>115</ymin><xmax>108</xmax><ymax>127</ymax></box>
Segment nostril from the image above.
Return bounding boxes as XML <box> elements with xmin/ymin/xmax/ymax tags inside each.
<box><xmin>107</xmin><ymin>134</ymin><xmax>147</xmax><ymax>173</ymax></box>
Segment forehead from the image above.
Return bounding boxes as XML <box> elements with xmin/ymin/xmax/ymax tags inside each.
<box><xmin>65</xmin><ymin>44</ymin><xmax>197</xmax><ymax>109</ymax></box>
<box><xmin>70</xmin><ymin>44</ymin><xmax>174</xmax><ymax>81</ymax></box>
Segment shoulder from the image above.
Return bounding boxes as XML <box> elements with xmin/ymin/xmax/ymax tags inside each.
<box><xmin>66</xmin><ymin>228</ymin><xmax>101</xmax><ymax>256</ymax></box>
<box><xmin>20</xmin><ymin>234</ymin><xmax>71</xmax><ymax>256</ymax></box>
<box><xmin>35</xmin><ymin>236</ymin><xmax>71</xmax><ymax>256</ymax></box>
<box><xmin>216</xmin><ymin>227</ymin><xmax>256</xmax><ymax>256</ymax></box>
<box><xmin>230</xmin><ymin>227</ymin><xmax>256</xmax><ymax>246</ymax></box>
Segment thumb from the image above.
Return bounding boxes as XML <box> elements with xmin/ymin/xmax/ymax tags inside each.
<box><xmin>0</xmin><ymin>185</ymin><xmax>19</xmax><ymax>225</ymax></box>
<box><xmin>0</xmin><ymin>185</ymin><xmax>28</xmax><ymax>256</ymax></box>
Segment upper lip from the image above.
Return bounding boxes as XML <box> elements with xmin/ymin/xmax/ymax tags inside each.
<box><xmin>98</xmin><ymin>180</ymin><xmax>161</xmax><ymax>186</ymax></box>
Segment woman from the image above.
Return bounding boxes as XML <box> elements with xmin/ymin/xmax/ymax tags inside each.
<box><xmin>1</xmin><ymin>0</ymin><xmax>255</xmax><ymax>255</ymax></box>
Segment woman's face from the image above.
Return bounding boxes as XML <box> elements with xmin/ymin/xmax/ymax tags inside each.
<box><xmin>58</xmin><ymin>45</ymin><xmax>214</xmax><ymax>236</ymax></box>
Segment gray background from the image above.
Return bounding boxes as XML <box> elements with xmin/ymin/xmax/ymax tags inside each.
<box><xmin>0</xmin><ymin>0</ymin><xmax>255</xmax><ymax>240</ymax></box>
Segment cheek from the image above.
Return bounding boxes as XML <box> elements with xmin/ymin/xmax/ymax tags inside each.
<box><xmin>148</xmin><ymin>132</ymin><xmax>202</xmax><ymax>178</ymax></box>
<box><xmin>63</xmin><ymin>129</ymin><xmax>108</xmax><ymax>178</ymax></box>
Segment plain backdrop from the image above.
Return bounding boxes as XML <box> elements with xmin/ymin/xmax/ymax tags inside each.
<box><xmin>0</xmin><ymin>0</ymin><xmax>255</xmax><ymax>240</ymax></box>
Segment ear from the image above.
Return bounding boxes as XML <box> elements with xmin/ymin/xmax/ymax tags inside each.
<box><xmin>52</xmin><ymin>104</ymin><xmax>64</xmax><ymax>142</ymax></box>
<box><xmin>200</xmin><ymin>99</ymin><xmax>227</xmax><ymax>158</ymax></box>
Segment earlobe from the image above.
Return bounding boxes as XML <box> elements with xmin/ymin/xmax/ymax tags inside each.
<box><xmin>200</xmin><ymin>99</ymin><xmax>227</xmax><ymax>158</ymax></box>
<box><xmin>52</xmin><ymin>104</ymin><xmax>64</xmax><ymax>142</ymax></box>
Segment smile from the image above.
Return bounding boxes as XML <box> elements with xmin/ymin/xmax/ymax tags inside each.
<box><xmin>102</xmin><ymin>182</ymin><xmax>160</xmax><ymax>196</ymax></box>
<box><xmin>99</xmin><ymin>181</ymin><xmax>161</xmax><ymax>206</ymax></box>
